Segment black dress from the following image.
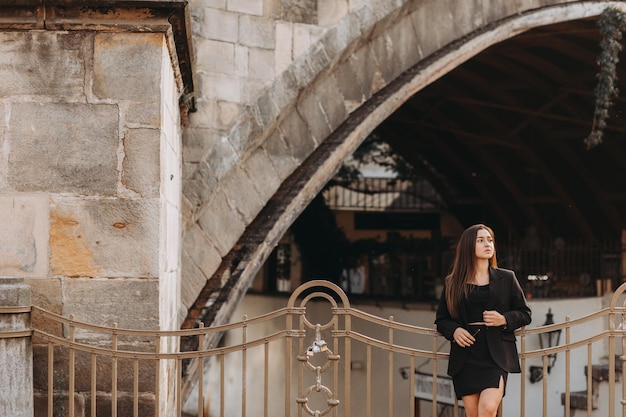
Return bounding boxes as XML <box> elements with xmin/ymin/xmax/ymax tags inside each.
<box><xmin>452</xmin><ymin>284</ymin><xmax>507</xmax><ymax>399</ymax></box>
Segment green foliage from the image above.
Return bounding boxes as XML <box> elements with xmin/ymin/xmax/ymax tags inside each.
<box><xmin>586</xmin><ymin>7</ymin><xmax>626</xmax><ymax>149</ymax></box>
<box><xmin>330</xmin><ymin>133</ymin><xmax>417</xmax><ymax>186</ymax></box>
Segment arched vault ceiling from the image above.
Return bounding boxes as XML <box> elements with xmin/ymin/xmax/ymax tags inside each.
<box><xmin>382</xmin><ymin>18</ymin><xmax>626</xmax><ymax>241</ymax></box>
<box><xmin>181</xmin><ymin>15</ymin><xmax>626</xmax><ymax>333</ymax></box>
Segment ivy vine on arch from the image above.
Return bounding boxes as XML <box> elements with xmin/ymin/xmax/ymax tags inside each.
<box><xmin>585</xmin><ymin>7</ymin><xmax>626</xmax><ymax>149</ymax></box>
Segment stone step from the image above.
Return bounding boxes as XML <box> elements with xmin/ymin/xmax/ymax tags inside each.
<box><xmin>560</xmin><ymin>358</ymin><xmax>622</xmax><ymax>411</ymax></box>
<box><xmin>561</xmin><ymin>388</ymin><xmax>598</xmax><ymax>410</ymax></box>
<box><xmin>585</xmin><ymin>360</ymin><xmax>623</xmax><ymax>382</ymax></box>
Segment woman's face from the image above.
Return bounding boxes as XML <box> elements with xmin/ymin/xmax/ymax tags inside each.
<box><xmin>475</xmin><ymin>228</ymin><xmax>495</xmax><ymax>260</ymax></box>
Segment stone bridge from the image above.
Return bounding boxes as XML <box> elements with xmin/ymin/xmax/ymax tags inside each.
<box><xmin>178</xmin><ymin>0</ymin><xmax>624</xmax><ymax>334</ymax></box>
<box><xmin>0</xmin><ymin>0</ymin><xmax>625</xmax><ymax>413</ymax></box>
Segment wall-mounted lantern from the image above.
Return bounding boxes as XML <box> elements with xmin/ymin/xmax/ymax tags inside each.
<box><xmin>529</xmin><ymin>308</ymin><xmax>562</xmax><ymax>383</ymax></box>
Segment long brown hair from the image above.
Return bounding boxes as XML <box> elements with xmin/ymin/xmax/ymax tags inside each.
<box><xmin>445</xmin><ymin>224</ymin><xmax>498</xmax><ymax>318</ymax></box>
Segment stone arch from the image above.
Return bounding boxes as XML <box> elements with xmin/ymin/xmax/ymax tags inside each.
<box><xmin>181</xmin><ymin>1</ymin><xmax>621</xmax><ymax>329</ymax></box>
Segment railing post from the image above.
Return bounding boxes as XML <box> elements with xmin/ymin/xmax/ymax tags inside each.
<box><xmin>0</xmin><ymin>277</ymin><xmax>33</xmax><ymax>417</ymax></box>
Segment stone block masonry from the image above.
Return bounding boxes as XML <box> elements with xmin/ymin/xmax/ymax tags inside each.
<box><xmin>0</xmin><ymin>2</ymin><xmax>192</xmax><ymax>412</ymax></box>
<box><xmin>0</xmin><ymin>279</ymin><xmax>33</xmax><ymax>417</ymax></box>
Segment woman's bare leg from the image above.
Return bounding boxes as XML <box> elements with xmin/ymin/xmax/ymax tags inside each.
<box><xmin>477</xmin><ymin>376</ymin><xmax>505</xmax><ymax>417</ymax></box>
<box><xmin>461</xmin><ymin>393</ymin><xmax>480</xmax><ymax>417</ymax></box>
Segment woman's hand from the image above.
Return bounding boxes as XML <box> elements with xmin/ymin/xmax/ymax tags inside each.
<box><xmin>483</xmin><ymin>310</ymin><xmax>507</xmax><ymax>327</ymax></box>
<box><xmin>453</xmin><ymin>327</ymin><xmax>476</xmax><ymax>347</ymax></box>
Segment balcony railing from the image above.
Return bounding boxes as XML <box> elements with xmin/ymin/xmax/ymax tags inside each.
<box><xmin>323</xmin><ymin>178</ymin><xmax>446</xmax><ymax>212</ymax></box>
<box><xmin>501</xmin><ymin>239</ymin><xmax>622</xmax><ymax>298</ymax></box>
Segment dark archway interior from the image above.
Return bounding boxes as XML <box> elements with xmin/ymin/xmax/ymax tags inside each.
<box><xmin>183</xmin><ymin>16</ymin><xmax>626</xmax><ymax>330</ymax></box>
<box><xmin>378</xmin><ymin>17</ymin><xmax>625</xmax><ymax>242</ymax></box>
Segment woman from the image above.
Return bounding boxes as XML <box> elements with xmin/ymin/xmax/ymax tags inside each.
<box><xmin>435</xmin><ymin>224</ymin><xmax>531</xmax><ymax>417</ymax></box>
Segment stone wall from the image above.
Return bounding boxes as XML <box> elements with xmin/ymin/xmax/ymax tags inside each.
<box><xmin>0</xmin><ymin>25</ymin><xmax>184</xmax><ymax>416</ymax></box>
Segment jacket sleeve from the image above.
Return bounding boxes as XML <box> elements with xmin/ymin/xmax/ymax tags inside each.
<box><xmin>502</xmin><ymin>271</ymin><xmax>532</xmax><ymax>333</ymax></box>
<box><xmin>435</xmin><ymin>283</ymin><xmax>461</xmax><ymax>341</ymax></box>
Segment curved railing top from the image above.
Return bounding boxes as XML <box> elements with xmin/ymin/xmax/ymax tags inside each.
<box><xmin>287</xmin><ymin>279</ymin><xmax>351</xmax><ymax>310</ymax></box>
<box><xmin>609</xmin><ymin>280</ymin><xmax>626</xmax><ymax>307</ymax></box>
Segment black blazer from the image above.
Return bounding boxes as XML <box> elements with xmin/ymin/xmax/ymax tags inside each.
<box><xmin>435</xmin><ymin>268</ymin><xmax>532</xmax><ymax>377</ymax></box>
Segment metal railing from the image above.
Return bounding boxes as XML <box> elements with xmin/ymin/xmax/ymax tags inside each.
<box><xmin>502</xmin><ymin>239</ymin><xmax>622</xmax><ymax>299</ymax></box>
<box><xmin>3</xmin><ymin>279</ymin><xmax>626</xmax><ymax>416</ymax></box>
<box><xmin>323</xmin><ymin>178</ymin><xmax>446</xmax><ymax>212</ymax></box>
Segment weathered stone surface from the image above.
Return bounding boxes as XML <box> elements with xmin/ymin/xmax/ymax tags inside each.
<box><xmin>450</xmin><ymin>0</ymin><xmax>485</xmax><ymax>35</ymax></box>
<box><xmin>87</xmin><ymin>393</ymin><xmax>156</xmax><ymax>417</ymax></box>
<box><xmin>292</xmin><ymin>43</ymin><xmax>330</xmax><ymax>89</ymax></box>
<box><xmin>182</xmin><ymin>223</ymin><xmax>221</xmax><ymax>286</ymax></box>
<box><xmin>200</xmin><ymin>72</ymin><xmax>242</xmax><ymax>101</ymax></box>
<box><xmin>411</xmin><ymin>3</ymin><xmax>448</xmax><ymax>59</ymax></box>
<box><xmin>0</xmin><ymin>194</ymin><xmax>49</xmax><ymax>277</ymax></box>
<box><xmin>180</xmin><ymin>249</ymin><xmax>210</xmax><ymax>309</ymax></box>
<box><xmin>26</xmin><ymin>278</ymin><xmax>63</xmax><ymax>338</ymax></box>
<box><xmin>345</xmin><ymin>41</ymin><xmax>380</xmax><ymax>102</ymax></box>
<box><xmin>0</xmin><ymin>279</ymin><xmax>33</xmax><ymax>417</ymax></box>
<box><xmin>92</xmin><ymin>32</ymin><xmax>162</xmax><ymax>104</ymax></box>
<box><xmin>195</xmin><ymin>38</ymin><xmax>235</xmax><ymax>75</ymax></box>
<box><xmin>254</xmin><ymin>90</ymin><xmax>281</xmax><ymax>129</ymax></box>
<box><xmin>227</xmin><ymin>0</ymin><xmax>263</xmax><ymax>16</ymax></box>
<box><xmin>295</xmin><ymin>88</ymin><xmax>331</xmax><ymax>145</ymax></box>
<box><xmin>228</xmin><ymin>110</ymin><xmax>263</xmax><ymax>154</ymax></box>
<box><xmin>318</xmin><ymin>12</ymin><xmax>362</xmax><ymax>62</ymax></box>
<box><xmin>122</xmin><ymin>128</ymin><xmax>161</xmax><ymax>198</ymax></box>
<box><xmin>218</xmin><ymin>100</ymin><xmax>243</xmax><ymax>129</ymax></box>
<box><xmin>482</xmin><ymin>0</ymin><xmax>520</xmax><ymax>24</ymax></box>
<box><xmin>33</xmin><ymin>390</ymin><xmax>85</xmax><ymax>417</ymax></box>
<box><xmin>7</xmin><ymin>103</ymin><xmax>119</xmax><ymax>194</ymax></box>
<box><xmin>261</xmin><ymin>129</ymin><xmax>298</xmax><ymax>181</ymax></box>
<box><xmin>201</xmin><ymin>128</ymin><xmax>238</xmax><ymax>180</ymax></box>
<box><xmin>249</xmin><ymin>47</ymin><xmax>275</xmax><ymax>80</ymax></box>
<box><xmin>318</xmin><ymin>0</ymin><xmax>348</xmax><ymax>27</ymax></box>
<box><xmin>0</xmin><ymin>32</ymin><xmax>86</xmax><ymax>98</ymax></box>
<box><xmin>50</xmin><ymin>197</ymin><xmax>159</xmax><ymax>278</ymax></box>
<box><xmin>162</xmin><ymin>127</ymin><xmax>181</xmax><ymax>211</ymax></box>
<box><xmin>124</xmin><ymin>101</ymin><xmax>162</xmax><ymax>127</ymax></box>
<box><xmin>278</xmin><ymin>109</ymin><xmax>316</xmax><ymax>163</ymax></box>
<box><xmin>199</xmin><ymin>8</ymin><xmax>239</xmax><ymax>42</ymax></box>
<box><xmin>221</xmin><ymin>165</ymin><xmax>264</xmax><ymax>224</ymax></box>
<box><xmin>62</xmin><ymin>279</ymin><xmax>159</xmax><ymax>332</ymax></box>
<box><xmin>197</xmin><ymin>191</ymin><xmax>246</xmax><ymax>256</ymax></box>
<box><xmin>280</xmin><ymin>0</ymin><xmax>317</xmax><ymax>24</ymax></box>
<box><xmin>235</xmin><ymin>44</ymin><xmax>249</xmax><ymax>77</ymax></box>
<box><xmin>271</xmin><ymin>69</ymin><xmax>299</xmax><ymax>111</ymax></box>
<box><xmin>367</xmin><ymin>32</ymin><xmax>395</xmax><ymax>89</ymax></box>
<box><xmin>183</xmin><ymin>160</ymin><xmax>218</xmax><ymax>216</ymax></box>
<box><xmin>239</xmin><ymin>15</ymin><xmax>275</xmax><ymax>49</ymax></box>
<box><xmin>275</xmin><ymin>22</ymin><xmax>293</xmax><ymax>74</ymax></box>
<box><xmin>193</xmin><ymin>0</ymin><xmax>226</xmax><ymax>9</ymax></box>
<box><xmin>239</xmin><ymin>77</ymin><xmax>268</xmax><ymax>103</ymax></box>
<box><xmin>187</xmin><ymin>99</ymin><xmax>219</xmax><ymax>130</ymax></box>
<box><xmin>333</xmin><ymin>56</ymin><xmax>363</xmax><ymax>112</ymax></box>
<box><xmin>293</xmin><ymin>23</ymin><xmax>325</xmax><ymax>58</ymax></box>
<box><xmin>386</xmin><ymin>14</ymin><xmax>421</xmax><ymax>78</ymax></box>
<box><xmin>244</xmin><ymin>147</ymin><xmax>281</xmax><ymax>201</ymax></box>
<box><xmin>311</xmin><ymin>73</ymin><xmax>348</xmax><ymax>132</ymax></box>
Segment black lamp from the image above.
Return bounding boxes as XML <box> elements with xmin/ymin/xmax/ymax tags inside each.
<box><xmin>529</xmin><ymin>308</ymin><xmax>562</xmax><ymax>383</ymax></box>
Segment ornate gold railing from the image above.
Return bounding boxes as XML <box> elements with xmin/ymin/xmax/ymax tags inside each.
<box><xmin>2</xmin><ymin>279</ymin><xmax>626</xmax><ymax>416</ymax></box>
